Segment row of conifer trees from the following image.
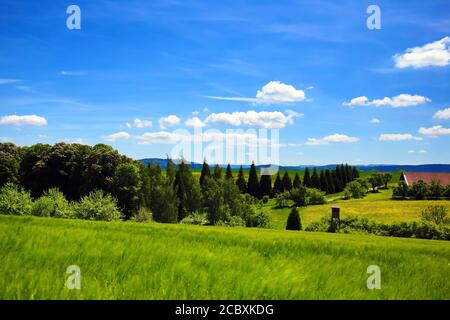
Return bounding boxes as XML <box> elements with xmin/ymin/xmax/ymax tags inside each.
<box><xmin>199</xmin><ymin>162</ymin><xmax>359</xmax><ymax>199</ymax></box>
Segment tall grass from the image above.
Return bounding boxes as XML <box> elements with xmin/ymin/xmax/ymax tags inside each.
<box><xmin>0</xmin><ymin>215</ymin><xmax>449</xmax><ymax>299</ymax></box>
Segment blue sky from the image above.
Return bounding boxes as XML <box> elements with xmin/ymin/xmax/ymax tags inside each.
<box><xmin>0</xmin><ymin>0</ymin><xmax>449</xmax><ymax>165</ymax></box>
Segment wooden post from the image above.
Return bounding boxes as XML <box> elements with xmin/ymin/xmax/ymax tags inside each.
<box><xmin>330</xmin><ymin>206</ymin><xmax>340</xmax><ymax>232</ymax></box>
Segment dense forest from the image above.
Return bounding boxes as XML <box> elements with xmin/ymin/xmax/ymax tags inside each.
<box><xmin>0</xmin><ymin>142</ymin><xmax>359</xmax><ymax>226</ymax></box>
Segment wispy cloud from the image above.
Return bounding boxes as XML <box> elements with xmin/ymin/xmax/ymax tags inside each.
<box><xmin>305</xmin><ymin>134</ymin><xmax>359</xmax><ymax>146</ymax></box>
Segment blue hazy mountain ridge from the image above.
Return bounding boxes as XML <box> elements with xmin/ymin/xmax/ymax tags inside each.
<box><xmin>139</xmin><ymin>159</ymin><xmax>450</xmax><ymax>172</ymax></box>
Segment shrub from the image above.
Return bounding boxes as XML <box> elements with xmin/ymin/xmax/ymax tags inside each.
<box><xmin>421</xmin><ymin>205</ymin><xmax>449</xmax><ymax>225</ymax></box>
<box><xmin>180</xmin><ymin>211</ymin><xmax>208</xmax><ymax>225</ymax></box>
<box><xmin>392</xmin><ymin>181</ymin><xmax>409</xmax><ymax>199</ymax></box>
<box><xmin>427</xmin><ymin>181</ymin><xmax>443</xmax><ymax>199</ymax></box>
<box><xmin>262</xmin><ymin>195</ymin><xmax>269</xmax><ymax>204</ymax></box>
<box><xmin>216</xmin><ymin>215</ymin><xmax>246</xmax><ymax>227</ymax></box>
<box><xmin>74</xmin><ymin>190</ymin><xmax>123</xmax><ymax>221</ymax></box>
<box><xmin>306</xmin><ymin>188</ymin><xmax>326</xmax><ymax>205</ymax></box>
<box><xmin>286</xmin><ymin>207</ymin><xmax>302</xmax><ymax>230</ymax></box>
<box><xmin>306</xmin><ymin>215</ymin><xmax>450</xmax><ymax>240</ymax></box>
<box><xmin>409</xmin><ymin>180</ymin><xmax>428</xmax><ymax>200</ymax></box>
<box><xmin>0</xmin><ymin>183</ymin><xmax>33</xmax><ymax>216</ymax></box>
<box><xmin>342</xmin><ymin>189</ymin><xmax>352</xmax><ymax>200</ymax></box>
<box><xmin>344</xmin><ymin>181</ymin><xmax>365</xmax><ymax>199</ymax></box>
<box><xmin>31</xmin><ymin>188</ymin><xmax>74</xmax><ymax>218</ymax></box>
<box><xmin>290</xmin><ymin>186</ymin><xmax>307</xmax><ymax>206</ymax></box>
<box><xmin>275</xmin><ymin>191</ymin><xmax>291</xmax><ymax>208</ymax></box>
<box><xmin>130</xmin><ymin>207</ymin><xmax>153</xmax><ymax>223</ymax></box>
<box><xmin>246</xmin><ymin>211</ymin><xmax>271</xmax><ymax>228</ymax></box>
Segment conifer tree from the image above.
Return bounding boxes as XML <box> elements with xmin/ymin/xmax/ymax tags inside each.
<box><xmin>325</xmin><ymin>169</ymin><xmax>335</xmax><ymax>194</ymax></box>
<box><xmin>311</xmin><ymin>168</ymin><xmax>321</xmax><ymax>190</ymax></box>
<box><xmin>213</xmin><ymin>165</ymin><xmax>222</xmax><ymax>180</ymax></box>
<box><xmin>259</xmin><ymin>169</ymin><xmax>272</xmax><ymax>198</ymax></box>
<box><xmin>173</xmin><ymin>160</ymin><xmax>202</xmax><ymax>221</ymax></box>
<box><xmin>247</xmin><ymin>162</ymin><xmax>259</xmax><ymax>198</ymax></box>
<box><xmin>199</xmin><ymin>160</ymin><xmax>211</xmax><ymax>189</ymax></box>
<box><xmin>319</xmin><ymin>171</ymin><xmax>328</xmax><ymax>193</ymax></box>
<box><xmin>282</xmin><ymin>171</ymin><xmax>293</xmax><ymax>191</ymax></box>
<box><xmin>303</xmin><ymin>167</ymin><xmax>312</xmax><ymax>188</ymax></box>
<box><xmin>225</xmin><ymin>164</ymin><xmax>233</xmax><ymax>180</ymax></box>
<box><xmin>235</xmin><ymin>165</ymin><xmax>247</xmax><ymax>194</ymax></box>
<box><xmin>293</xmin><ymin>173</ymin><xmax>302</xmax><ymax>189</ymax></box>
<box><xmin>286</xmin><ymin>207</ymin><xmax>302</xmax><ymax>230</ymax></box>
<box><xmin>166</xmin><ymin>157</ymin><xmax>176</xmax><ymax>183</ymax></box>
<box><xmin>352</xmin><ymin>166</ymin><xmax>359</xmax><ymax>180</ymax></box>
<box><xmin>273</xmin><ymin>172</ymin><xmax>282</xmax><ymax>195</ymax></box>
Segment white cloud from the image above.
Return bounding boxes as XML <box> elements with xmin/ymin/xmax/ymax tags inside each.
<box><xmin>378</xmin><ymin>133</ymin><xmax>422</xmax><ymax>141</ymax></box>
<box><xmin>103</xmin><ymin>131</ymin><xmax>131</xmax><ymax>142</ymax></box>
<box><xmin>72</xmin><ymin>138</ymin><xmax>87</xmax><ymax>145</ymax></box>
<box><xmin>409</xmin><ymin>149</ymin><xmax>427</xmax><ymax>154</ymax></box>
<box><xmin>0</xmin><ymin>115</ymin><xmax>47</xmax><ymax>126</ymax></box>
<box><xmin>135</xmin><ymin>131</ymin><xmax>275</xmax><ymax>147</ymax></box>
<box><xmin>305</xmin><ymin>134</ymin><xmax>359</xmax><ymax>145</ymax></box>
<box><xmin>159</xmin><ymin>115</ymin><xmax>181</xmax><ymax>129</ymax></box>
<box><xmin>419</xmin><ymin>150</ymin><xmax>427</xmax><ymax>154</ymax></box>
<box><xmin>419</xmin><ymin>125</ymin><xmax>450</xmax><ymax>136</ymax></box>
<box><xmin>344</xmin><ymin>94</ymin><xmax>430</xmax><ymax>108</ymax></box>
<box><xmin>134</xmin><ymin>118</ymin><xmax>152</xmax><ymax>128</ymax></box>
<box><xmin>0</xmin><ymin>79</ymin><xmax>20</xmax><ymax>85</ymax></box>
<box><xmin>207</xmin><ymin>81</ymin><xmax>306</xmax><ymax>105</ymax></box>
<box><xmin>192</xmin><ymin>110</ymin><xmax>200</xmax><ymax>116</ymax></box>
<box><xmin>203</xmin><ymin>107</ymin><xmax>209</xmax><ymax>113</ymax></box>
<box><xmin>433</xmin><ymin>107</ymin><xmax>450</xmax><ymax>120</ymax></box>
<box><xmin>185</xmin><ymin>116</ymin><xmax>206</xmax><ymax>128</ymax></box>
<box><xmin>371</xmin><ymin>118</ymin><xmax>381</xmax><ymax>124</ymax></box>
<box><xmin>126</xmin><ymin>122</ymin><xmax>132</xmax><ymax>129</ymax></box>
<box><xmin>204</xmin><ymin>110</ymin><xmax>301</xmax><ymax>129</ymax></box>
<box><xmin>408</xmin><ymin>150</ymin><xmax>415</xmax><ymax>154</ymax></box>
<box><xmin>393</xmin><ymin>37</ymin><xmax>450</xmax><ymax>69</ymax></box>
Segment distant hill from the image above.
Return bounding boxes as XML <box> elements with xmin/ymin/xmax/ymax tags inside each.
<box><xmin>138</xmin><ymin>158</ymin><xmax>450</xmax><ymax>173</ymax></box>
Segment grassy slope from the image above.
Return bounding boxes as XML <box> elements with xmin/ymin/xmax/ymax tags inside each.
<box><xmin>0</xmin><ymin>215</ymin><xmax>449</xmax><ymax>300</ymax></box>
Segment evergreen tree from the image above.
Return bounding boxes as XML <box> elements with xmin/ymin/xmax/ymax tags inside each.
<box><xmin>247</xmin><ymin>162</ymin><xmax>259</xmax><ymax>198</ymax></box>
<box><xmin>352</xmin><ymin>166</ymin><xmax>359</xmax><ymax>180</ymax></box>
<box><xmin>213</xmin><ymin>165</ymin><xmax>222</xmax><ymax>180</ymax></box>
<box><xmin>319</xmin><ymin>171</ymin><xmax>328</xmax><ymax>194</ymax></box>
<box><xmin>293</xmin><ymin>173</ymin><xmax>301</xmax><ymax>189</ymax></box>
<box><xmin>325</xmin><ymin>170</ymin><xmax>335</xmax><ymax>194</ymax></box>
<box><xmin>199</xmin><ymin>160</ymin><xmax>211</xmax><ymax>189</ymax></box>
<box><xmin>286</xmin><ymin>207</ymin><xmax>302</xmax><ymax>230</ymax></box>
<box><xmin>235</xmin><ymin>165</ymin><xmax>247</xmax><ymax>194</ymax></box>
<box><xmin>225</xmin><ymin>164</ymin><xmax>233</xmax><ymax>180</ymax></box>
<box><xmin>273</xmin><ymin>173</ymin><xmax>282</xmax><ymax>195</ymax></box>
<box><xmin>259</xmin><ymin>170</ymin><xmax>272</xmax><ymax>198</ymax></box>
<box><xmin>174</xmin><ymin>160</ymin><xmax>202</xmax><ymax>221</ymax></box>
<box><xmin>303</xmin><ymin>167</ymin><xmax>312</xmax><ymax>188</ymax></box>
<box><xmin>282</xmin><ymin>171</ymin><xmax>293</xmax><ymax>191</ymax></box>
<box><xmin>344</xmin><ymin>164</ymin><xmax>351</xmax><ymax>183</ymax></box>
<box><xmin>166</xmin><ymin>157</ymin><xmax>176</xmax><ymax>183</ymax></box>
<box><xmin>311</xmin><ymin>168</ymin><xmax>321</xmax><ymax>190</ymax></box>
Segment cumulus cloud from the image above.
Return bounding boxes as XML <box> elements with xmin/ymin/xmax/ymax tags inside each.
<box><xmin>371</xmin><ymin>118</ymin><xmax>381</xmax><ymax>124</ymax></box>
<box><xmin>159</xmin><ymin>115</ymin><xmax>181</xmax><ymax>129</ymax></box>
<box><xmin>433</xmin><ymin>107</ymin><xmax>450</xmax><ymax>120</ymax></box>
<box><xmin>204</xmin><ymin>110</ymin><xmax>301</xmax><ymax>129</ymax></box>
<box><xmin>0</xmin><ymin>115</ymin><xmax>47</xmax><ymax>126</ymax></box>
<box><xmin>378</xmin><ymin>133</ymin><xmax>422</xmax><ymax>141</ymax></box>
<box><xmin>103</xmin><ymin>131</ymin><xmax>131</xmax><ymax>142</ymax></box>
<box><xmin>207</xmin><ymin>81</ymin><xmax>306</xmax><ymax>105</ymax></box>
<box><xmin>134</xmin><ymin>118</ymin><xmax>152</xmax><ymax>128</ymax></box>
<box><xmin>344</xmin><ymin>94</ymin><xmax>430</xmax><ymax>108</ymax></box>
<box><xmin>393</xmin><ymin>37</ymin><xmax>450</xmax><ymax>69</ymax></box>
<box><xmin>419</xmin><ymin>125</ymin><xmax>450</xmax><ymax>136</ymax></box>
<box><xmin>305</xmin><ymin>134</ymin><xmax>359</xmax><ymax>145</ymax></box>
<box><xmin>185</xmin><ymin>116</ymin><xmax>206</xmax><ymax>128</ymax></box>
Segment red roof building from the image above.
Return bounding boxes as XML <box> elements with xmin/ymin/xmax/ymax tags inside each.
<box><xmin>400</xmin><ymin>172</ymin><xmax>450</xmax><ymax>186</ymax></box>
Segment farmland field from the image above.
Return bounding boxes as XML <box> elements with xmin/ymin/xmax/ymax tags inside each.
<box><xmin>263</xmin><ymin>187</ymin><xmax>450</xmax><ymax>229</ymax></box>
<box><xmin>0</xmin><ymin>215</ymin><xmax>449</xmax><ymax>300</ymax></box>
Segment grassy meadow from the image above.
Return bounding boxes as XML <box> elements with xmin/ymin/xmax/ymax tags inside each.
<box><xmin>263</xmin><ymin>186</ymin><xmax>450</xmax><ymax>229</ymax></box>
<box><xmin>0</xmin><ymin>214</ymin><xmax>449</xmax><ymax>300</ymax></box>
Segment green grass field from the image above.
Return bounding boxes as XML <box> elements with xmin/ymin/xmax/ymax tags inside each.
<box><xmin>0</xmin><ymin>215</ymin><xmax>449</xmax><ymax>299</ymax></box>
